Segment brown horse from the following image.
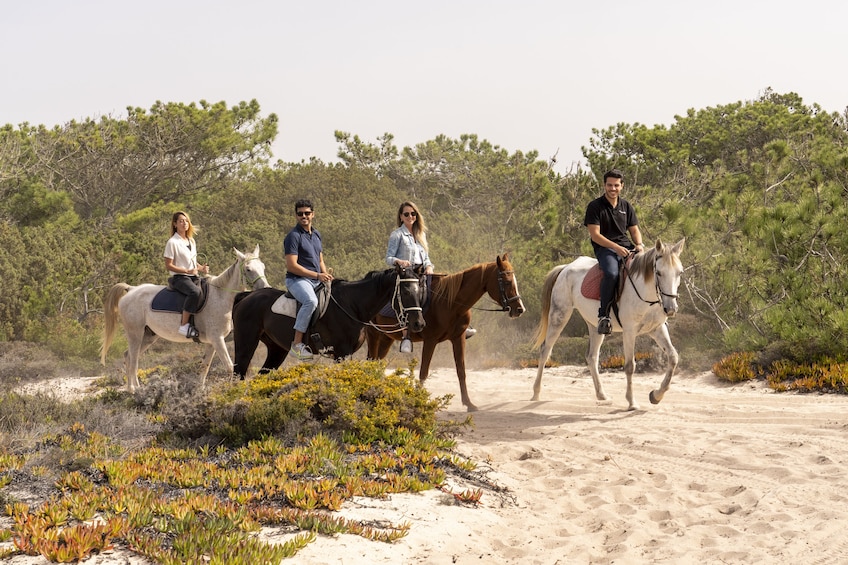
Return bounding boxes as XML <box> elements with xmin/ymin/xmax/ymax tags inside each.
<box><xmin>366</xmin><ymin>254</ymin><xmax>525</xmax><ymax>411</ymax></box>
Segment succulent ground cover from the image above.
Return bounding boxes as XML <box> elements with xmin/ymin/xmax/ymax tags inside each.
<box><xmin>0</xmin><ymin>360</ymin><xmax>501</xmax><ymax>563</ymax></box>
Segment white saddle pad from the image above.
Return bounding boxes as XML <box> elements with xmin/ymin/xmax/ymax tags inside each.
<box><xmin>270</xmin><ymin>295</ymin><xmax>297</xmax><ymax>317</ymax></box>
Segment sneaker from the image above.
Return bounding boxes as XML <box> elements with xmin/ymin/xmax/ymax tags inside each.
<box><xmin>597</xmin><ymin>316</ymin><xmax>612</xmax><ymax>335</ymax></box>
<box><xmin>178</xmin><ymin>323</ymin><xmax>191</xmax><ymax>337</ymax></box>
<box><xmin>464</xmin><ymin>327</ymin><xmax>477</xmax><ymax>339</ymax></box>
<box><xmin>291</xmin><ymin>342</ymin><xmax>314</xmax><ymax>360</ymax></box>
<box><xmin>400</xmin><ymin>338</ymin><xmax>413</xmax><ymax>353</ymax></box>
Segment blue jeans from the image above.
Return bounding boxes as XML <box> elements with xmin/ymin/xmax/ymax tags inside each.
<box><xmin>595</xmin><ymin>248</ymin><xmax>622</xmax><ymax>318</ymax></box>
<box><xmin>286</xmin><ymin>276</ymin><xmax>320</xmax><ymax>333</ymax></box>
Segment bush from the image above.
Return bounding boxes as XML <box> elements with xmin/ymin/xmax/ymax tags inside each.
<box><xmin>178</xmin><ymin>360</ymin><xmax>448</xmax><ymax>446</ymax></box>
<box><xmin>712</xmin><ymin>352</ymin><xmax>758</xmax><ymax>382</ymax></box>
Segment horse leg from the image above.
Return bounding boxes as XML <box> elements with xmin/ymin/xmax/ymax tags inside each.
<box><xmin>585</xmin><ymin>326</ymin><xmax>609</xmax><ymax>403</ymax></box>
<box><xmin>259</xmin><ymin>337</ymin><xmax>288</xmax><ymax>373</ymax></box>
<box><xmin>366</xmin><ymin>328</ymin><xmax>394</xmax><ymax>360</ymax></box>
<box><xmin>233</xmin><ymin>326</ymin><xmax>262</xmax><ymax>379</ymax></box>
<box><xmin>647</xmin><ymin>322</ymin><xmax>678</xmax><ymax>405</ymax></box>
<box><xmin>449</xmin><ymin>336</ymin><xmax>477</xmax><ymax>412</ymax></box>
<box><xmin>204</xmin><ymin>336</ymin><xmax>234</xmax><ymax>385</ymax></box>
<box><xmin>417</xmin><ymin>339</ymin><xmax>439</xmax><ymax>384</ymax></box>
<box><xmin>199</xmin><ymin>344</ymin><xmax>216</xmax><ymax>385</ymax></box>
<box><xmin>531</xmin><ymin>308</ymin><xmax>571</xmax><ymax>401</ymax></box>
<box><xmin>123</xmin><ymin>336</ymin><xmax>144</xmax><ymax>393</ymax></box>
<box><xmin>621</xmin><ymin>331</ymin><xmax>639</xmax><ymax>411</ymax></box>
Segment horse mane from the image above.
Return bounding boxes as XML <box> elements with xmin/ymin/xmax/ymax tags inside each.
<box><xmin>629</xmin><ymin>241</ymin><xmax>677</xmax><ymax>283</ymax></box>
<box><xmin>331</xmin><ymin>269</ymin><xmax>392</xmax><ymax>289</ymax></box>
<box><xmin>209</xmin><ymin>255</ymin><xmax>242</xmax><ymax>286</ymax></box>
<box><xmin>432</xmin><ymin>262</ymin><xmax>490</xmax><ymax>305</ymax></box>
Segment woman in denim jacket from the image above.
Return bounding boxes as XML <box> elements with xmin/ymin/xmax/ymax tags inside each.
<box><xmin>385</xmin><ymin>201</ymin><xmax>475</xmax><ymax>353</ymax></box>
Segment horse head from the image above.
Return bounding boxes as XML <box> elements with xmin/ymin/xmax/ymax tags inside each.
<box><xmin>652</xmin><ymin>238</ymin><xmax>685</xmax><ymax>317</ymax></box>
<box><xmin>394</xmin><ymin>264</ymin><xmax>426</xmax><ymax>333</ymax></box>
<box><xmin>495</xmin><ymin>253</ymin><xmax>526</xmax><ymax>318</ymax></box>
<box><xmin>234</xmin><ymin>244</ymin><xmax>270</xmax><ymax>290</ymax></box>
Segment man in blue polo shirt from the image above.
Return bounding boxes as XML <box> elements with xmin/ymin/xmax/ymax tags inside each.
<box><xmin>284</xmin><ymin>198</ymin><xmax>334</xmax><ymax>360</ymax></box>
<box><xmin>584</xmin><ymin>170</ymin><xmax>645</xmax><ymax>334</ymax></box>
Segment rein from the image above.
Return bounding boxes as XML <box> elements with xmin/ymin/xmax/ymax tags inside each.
<box><xmin>330</xmin><ymin>272</ymin><xmax>421</xmax><ymax>332</ymax></box>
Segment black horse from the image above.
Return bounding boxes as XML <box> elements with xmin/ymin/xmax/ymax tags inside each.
<box><xmin>232</xmin><ymin>265</ymin><xmax>425</xmax><ymax>378</ymax></box>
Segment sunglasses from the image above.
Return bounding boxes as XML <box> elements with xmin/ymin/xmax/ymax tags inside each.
<box><xmin>296</xmin><ymin>211</ymin><xmax>313</xmax><ymax>217</ymax></box>
<box><xmin>402</xmin><ymin>211</ymin><xmax>417</xmax><ymax>218</ymax></box>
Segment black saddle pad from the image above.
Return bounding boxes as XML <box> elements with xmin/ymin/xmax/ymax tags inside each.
<box><xmin>151</xmin><ymin>278</ymin><xmax>209</xmax><ymax>313</ymax></box>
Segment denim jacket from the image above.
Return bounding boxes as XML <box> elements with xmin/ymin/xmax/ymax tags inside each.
<box><xmin>385</xmin><ymin>226</ymin><xmax>433</xmax><ymax>269</ymax></box>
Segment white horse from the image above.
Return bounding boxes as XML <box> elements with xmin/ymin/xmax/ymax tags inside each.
<box><xmin>532</xmin><ymin>238</ymin><xmax>685</xmax><ymax>410</ymax></box>
<box><xmin>101</xmin><ymin>245</ymin><xmax>269</xmax><ymax>391</ymax></box>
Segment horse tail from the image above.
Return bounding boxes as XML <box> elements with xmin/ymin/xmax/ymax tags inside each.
<box><xmin>531</xmin><ymin>265</ymin><xmax>566</xmax><ymax>350</ymax></box>
<box><xmin>101</xmin><ymin>283</ymin><xmax>130</xmax><ymax>365</ymax></box>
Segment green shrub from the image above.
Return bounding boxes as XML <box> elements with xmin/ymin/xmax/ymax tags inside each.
<box><xmin>194</xmin><ymin>360</ymin><xmax>448</xmax><ymax>446</ymax></box>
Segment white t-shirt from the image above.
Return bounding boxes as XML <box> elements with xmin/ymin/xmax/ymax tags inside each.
<box><xmin>163</xmin><ymin>232</ymin><xmax>197</xmax><ymax>275</ymax></box>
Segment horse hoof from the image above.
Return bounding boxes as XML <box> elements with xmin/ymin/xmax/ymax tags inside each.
<box><xmin>649</xmin><ymin>391</ymin><xmax>660</xmax><ymax>404</ymax></box>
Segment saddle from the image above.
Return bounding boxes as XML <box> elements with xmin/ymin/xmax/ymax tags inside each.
<box><xmin>151</xmin><ymin>277</ymin><xmax>209</xmax><ymax>313</ymax></box>
<box><xmin>270</xmin><ymin>282</ymin><xmax>332</xmax><ymax>329</ymax></box>
<box><xmin>580</xmin><ymin>255</ymin><xmax>634</xmax><ymax>307</ymax></box>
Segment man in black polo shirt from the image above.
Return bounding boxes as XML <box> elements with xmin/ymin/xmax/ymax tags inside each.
<box><xmin>583</xmin><ymin>170</ymin><xmax>645</xmax><ymax>334</ymax></box>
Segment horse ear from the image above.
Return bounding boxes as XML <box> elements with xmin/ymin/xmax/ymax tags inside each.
<box><xmin>253</xmin><ymin>244</ymin><xmax>260</xmax><ymax>257</ymax></box>
<box><xmin>233</xmin><ymin>247</ymin><xmax>245</xmax><ymax>260</ymax></box>
<box><xmin>671</xmin><ymin>238</ymin><xmax>685</xmax><ymax>255</ymax></box>
<box><xmin>655</xmin><ymin>239</ymin><xmax>663</xmax><ymax>252</ymax></box>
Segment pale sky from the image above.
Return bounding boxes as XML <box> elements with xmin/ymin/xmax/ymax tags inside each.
<box><xmin>3</xmin><ymin>1</ymin><xmax>846</xmax><ymax>173</ymax></box>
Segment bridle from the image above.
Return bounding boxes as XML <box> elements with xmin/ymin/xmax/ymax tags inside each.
<box><xmin>627</xmin><ymin>254</ymin><xmax>678</xmax><ymax>307</ymax></box>
<box><xmin>331</xmin><ymin>270</ymin><xmax>422</xmax><ymax>332</ymax></box>
<box><xmin>207</xmin><ymin>256</ymin><xmax>268</xmax><ymax>292</ymax></box>
<box><xmin>391</xmin><ymin>273</ymin><xmax>423</xmax><ymax>329</ymax></box>
<box><xmin>497</xmin><ymin>268</ymin><xmax>523</xmax><ymax>311</ymax></box>
<box><xmin>475</xmin><ymin>267</ymin><xmax>522</xmax><ymax>312</ymax></box>
<box><xmin>240</xmin><ymin>257</ymin><xmax>268</xmax><ymax>288</ymax></box>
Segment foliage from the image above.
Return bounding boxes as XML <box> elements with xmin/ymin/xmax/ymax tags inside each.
<box><xmin>21</xmin><ymin>99</ymin><xmax>278</xmax><ymax>221</ymax></box>
<box><xmin>765</xmin><ymin>359</ymin><xmax>848</xmax><ymax>393</ymax></box>
<box><xmin>582</xmin><ymin>88</ymin><xmax>848</xmax><ymax>361</ymax></box>
<box><xmin>712</xmin><ymin>352</ymin><xmax>759</xmax><ymax>382</ymax></box>
<box><xmin>0</xmin><ymin>362</ymin><xmax>487</xmax><ymax>562</ymax></box>
<box><xmin>3</xmin><ymin>89</ymin><xmax>848</xmax><ymax>371</ymax></box>
<box><xmin>713</xmin><ymin>352</ymin><xmax>848</xmax><ymax>394</ymax></box>
<box><xmin>201</xmin><ymin>360</ymin><xmax>449</xmax><ymax>445</ymax></box>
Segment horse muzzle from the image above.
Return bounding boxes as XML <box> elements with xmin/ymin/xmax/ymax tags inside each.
<box><xmin>508</xmin><ymin>297</ymin><xmax>526</xmax><ymax>318</ymax></box>
<box><xmin>407</xmin><ymin>311</ymin><xmax>426</xmax><ymax>332</ymax></box>
<box><xmin>663</xmin><ymin>302</ymin><xmax>679</xmax><ymax>317</ymax></box>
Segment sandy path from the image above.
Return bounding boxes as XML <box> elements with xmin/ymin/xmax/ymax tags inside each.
<box><xmin>8</xmin><ymin>365</ymin><xmax>848</xmax><ymax>564</ymax></box>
